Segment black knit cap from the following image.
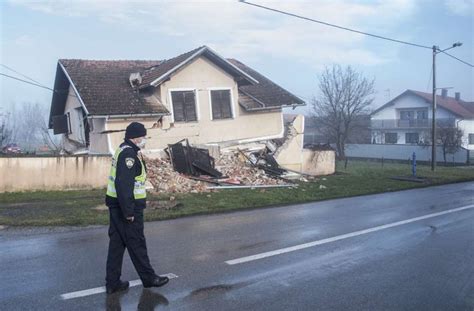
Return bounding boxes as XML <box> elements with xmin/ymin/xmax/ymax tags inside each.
<box><xmin>125</xmin><ymin>122</ymin><xmax>147</xmax><ymax>139</ymax></box>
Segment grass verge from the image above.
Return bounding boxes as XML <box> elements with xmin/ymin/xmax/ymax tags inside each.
<box><xmin>1</xmin><ymin>160</ymin><xmax>473</xmax><ymax>226</ymax></box>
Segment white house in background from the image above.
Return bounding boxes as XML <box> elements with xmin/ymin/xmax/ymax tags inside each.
<box><xmin>371</xmin><ymin>89</ymin><xmax>474</xmax><ymax>150</ymax></box>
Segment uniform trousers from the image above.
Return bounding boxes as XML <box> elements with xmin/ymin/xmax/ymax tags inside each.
<box><xmin>106</xmin><ymin>207</ymin><xmax>156</xmax><ymax>287</ymax></box>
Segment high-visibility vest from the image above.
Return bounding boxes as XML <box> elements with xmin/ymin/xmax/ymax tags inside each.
<box><xmin>106</xmin><ymin>145</ymin><xmax>147</xmax><ymax>199</ymax></box>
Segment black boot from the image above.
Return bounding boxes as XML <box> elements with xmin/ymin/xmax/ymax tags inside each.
<box><xmin>106</xmin><ymin>280</ymin><xmax>130</xmax><ymax>294</ymax></box>
<box><xmin>143</xmin><ymin>276</ymin><xmax>169</xmax><ymax>288</ymax></box>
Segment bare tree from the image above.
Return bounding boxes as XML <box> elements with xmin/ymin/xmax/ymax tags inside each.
<box><xmin>311</xmin><ymin>65</ymin><xmax>375</xmax><ymax>159</ymax></box>
<box><xmin>420</xmin><ymin>122</ymin><xmax>464</xmax><ymax>164</ymax></box>
<box><xmin>0</xmin><ymin>110</ymin><xmax>13</xmax><ymax>148</ymax></box>
<box><xmin>11</xmin><ymin>102</ymin><xmax>61</xmax><ymax>153</ymax></box>
<box><xmin>437</xmin><ymin>122</ymin><xmax>464</xmax><ymax>164</ymax></box>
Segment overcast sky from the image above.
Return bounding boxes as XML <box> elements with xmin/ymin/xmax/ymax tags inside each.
<box><xmin>1</xmin><ymin>0</ymin><xmax>473</xmax><ymax>115</ymax></box>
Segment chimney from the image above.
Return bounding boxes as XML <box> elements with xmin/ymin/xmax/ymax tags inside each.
<box><xmin>455</xmin><ymin>92</ymin><xmax>461</xmax><ymax>101</ymax></box>
<box><xmin>441</xmin><ymin>89</ymin><xmax>448</xmax><ymax>98</ymax></box>
<box><xmin>129</xmin><ymin>72</ymin><xmax>142</xmax><ymax>88</ymax></box>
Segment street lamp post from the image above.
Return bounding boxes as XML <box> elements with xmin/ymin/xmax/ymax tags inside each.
<box><xmin>431</xmin><ymin>42</ymin><xmax>462</xmax><ymax>171</ymax></box>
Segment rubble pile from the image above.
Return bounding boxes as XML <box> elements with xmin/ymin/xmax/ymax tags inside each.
<box><xmin>215</xmin><ymin>152</ymin><xmax>287</xmax><ymax>186</ymax></box>
<box><xmin>146</xmin><ymin>157</ymin><xmax>209</xmax><ymax>193</ymax></box>
<box><xmin>145</xmin><ymin>149</ymin><xmax>287</xmax><ymax>193</ymax></box>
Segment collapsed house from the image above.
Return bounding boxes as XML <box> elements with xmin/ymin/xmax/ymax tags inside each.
<box><xmin>48</xmin><ymin>45</ymin><xmax>335</xmax><ymax>188</ymax></box>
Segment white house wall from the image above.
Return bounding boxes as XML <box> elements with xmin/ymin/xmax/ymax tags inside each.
<box><xmin>371</xmin><ymin>93</ymin><xmax>467</xmax><ymax>146</ymax></box>
<box><xmin>63</xmin><ymin>85</ymin><xmax>86</xmax><ymax>149</ymax></box>
<box><xmin>458</xmin><ymin>119</ymin><xmax>474</xmax><ymax>150</ymax></box>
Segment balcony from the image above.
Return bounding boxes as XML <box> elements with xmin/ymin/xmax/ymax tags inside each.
<box><xmin>370</xmin><ymin>118</ymin><xmax>455</xmax><ymax>129</ymax></box>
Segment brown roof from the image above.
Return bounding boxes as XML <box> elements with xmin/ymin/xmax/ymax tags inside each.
<box><xmin>228</xmin><ymin>59</ymin><xmax>305</xmax><ymax>110</ymax></box>
<box><xmin>58</xmin><ymin>59</ymin><xmax>169</xmax><ymax>116</ymax></box>
<box><xmin>140</xmin><ymin>46</ymin><xmax>204</xmax><ymax>86</ymax></box>
<box><xmin>51</xmin><ymin>47</ymin><xmax>305</xmax><ymax>118</ymax></box>
<box><xmin>372</xmin><ymin>89</ymin><xmax>474</xmax><ymax>119</ymax></box>
<box><xmin>409</xmin><ymin>90</ymin><xmax>474</xmax><ymax>118</ymax></box>
<box><xmin>460</xmin><ymin>101</ymin><xmax>474</xmax><ymax>114</ymax></box>
<box><xmin>139</xmin><ymin>46</ymin><xmax>258</xmax><ymax>88</ymax></box>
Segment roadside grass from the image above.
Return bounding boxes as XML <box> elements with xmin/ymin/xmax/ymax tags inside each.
<box><xmin>1</xmin><ymin>160</ymin><xmax>473</xmax><ymax>226</ymax></box>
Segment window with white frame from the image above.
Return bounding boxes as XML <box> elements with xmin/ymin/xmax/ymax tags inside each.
<box><xmin>210</xmin><ymin>89</ymin><xmax>232</xmax><ymax>120</ymax></box>
<box><xmin>171</xmin><ymin>90</ymin><xmax>197</xmax><ymax>122</ymax></box>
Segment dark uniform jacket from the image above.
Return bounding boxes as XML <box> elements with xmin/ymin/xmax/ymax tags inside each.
<box><xmin>105</xmin><ymin>139</ymin><xmax>146</xmax><ymax>218</ymax></box>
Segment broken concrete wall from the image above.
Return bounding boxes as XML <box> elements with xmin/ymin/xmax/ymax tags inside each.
<box><xmin>275</xmin><ymin>114</ymin><xmax>335</xmax><ymax>176</ymax></box>
<box><xmin>301</xmin><ymin>150</ymin><xmax>335</xmax><ymax>176</ymax></box>
<box><xmin>88</xmin><ymin>117</ymin><xmax>109</xmax><ymax>154</ymax></box>
<box><xmin>274</xmin><ymin>114</ymin><xmax>304</xmax><ymax>171</ymax></box>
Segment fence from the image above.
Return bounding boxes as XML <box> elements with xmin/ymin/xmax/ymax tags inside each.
<box><xmin>344</xmin><ymin>144</ymin><xmax>470</xmax><ymax>165</ymax></box>
<box><xmin>0</xmin><ymin>156</ymin><xmax>111</xmax><ymax>192</ymax></box>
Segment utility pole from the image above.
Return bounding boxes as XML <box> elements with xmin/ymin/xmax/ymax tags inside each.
<box><xmin>430</xmin><ymin>42</ymin><xmax>462</xmax><ymax>171</ymax></box>
<box><xmin>431</xmin><ymin>46</ymin><xmax>437</xmax><ymax>171</ymax></box>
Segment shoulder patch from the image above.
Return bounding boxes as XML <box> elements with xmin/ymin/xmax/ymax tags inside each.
<box><xmin>125</xmin><ymin>157</ymin><xmax>135</xmax><ymax>169</ymax></box>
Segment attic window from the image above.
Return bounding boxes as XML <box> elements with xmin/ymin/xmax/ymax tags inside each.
<box><xmin>171</xmin><ymin>90</ymin><xmax>197</xmax><ymax>122</ymax></box>
<box><xmin>210</xmin><ymin>89</ymin><xmax>233</xmax><ymax>120</ymax></box>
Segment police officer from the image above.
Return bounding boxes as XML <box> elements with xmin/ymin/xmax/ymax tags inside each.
<box><xmin>105</xmin><ymin>122</ymin><xmax>169</xmax><ymax>294</ymax></box>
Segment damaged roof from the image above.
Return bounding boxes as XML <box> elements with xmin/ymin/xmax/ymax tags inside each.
<box><xmin>50</xmin><ymin>59</ymin><xmax>168</xmax><ymax>124</ymax></box>
<box><xmin>228</xmin><ymin>59</ymin><xmax>305</xmax><ymax>111</ymax></box>
<box><xmin>50</xmin><ymin>46</ymin><xmax>305</xmax><ymax>124</ymax></box>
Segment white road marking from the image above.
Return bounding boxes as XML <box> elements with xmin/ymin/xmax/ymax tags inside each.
<box><xmin>60</xmin><ymin>273</ymin><xmax>178</xmax><ymax>300</ymax></box>
<box><xmin>226</xmin><ymin>204</ymin><xmax>474</xmax><ymax>265</ymax></box>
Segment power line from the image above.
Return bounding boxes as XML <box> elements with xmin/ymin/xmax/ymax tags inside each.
<box><xmin>0</xmin><ymin>64</ymin><xmax>43</xmax><ymax>85</ymax></box>
<box><xmin>0</xmin><ymin>72</ymin><xmax>55</xmax><ymax>92</ymax></box>
<box><xmin>239</xmin><ymin>1</ymin><xmax>432</xmax><ymax>50</ymax></box>
<box><xmin>0</xmin><ymin>72</ymin><xmax>77</xmax><ymax>98</ymax></box>
<box><xmin>440</xmin><ymin>50</ymin><xmax>474</xmax><ymax>67</ymax></box>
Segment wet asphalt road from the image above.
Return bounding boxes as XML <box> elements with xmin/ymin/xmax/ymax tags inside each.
<box><xmin>1</xmin><ymin>181</ymin><xmax>473</xmax><ymax>311</ymax></box>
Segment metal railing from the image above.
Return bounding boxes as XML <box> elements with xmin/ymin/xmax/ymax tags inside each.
<box><xmin>370</xmin><ymin>118</ymin><xmax>455</xmax><ymax>129</ymax></box>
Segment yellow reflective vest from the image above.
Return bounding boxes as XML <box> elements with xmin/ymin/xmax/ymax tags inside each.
<box><xmin>106</xmin><ymin>145</ymin><xmax>147</xmax><ymax>200</ymax></box>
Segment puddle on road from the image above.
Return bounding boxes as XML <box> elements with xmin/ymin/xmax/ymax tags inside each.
<box><xmin>186</xmin><ymin>282</ymin><xmax>250</xmax><ymax>300</ymax></box>
<box><xmin>237</xmin><ymin>240</ymin><xmax>274</xmax><ymax>251</ymax></box>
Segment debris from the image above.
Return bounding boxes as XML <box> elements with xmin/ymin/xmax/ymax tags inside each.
<box><xmin>319</xmin><ymin>185</ymin><xmax>327</xmax><ymax>189</ymax></box>
<box><xmin>167</xmin><ymin>139</ymin><xmax>223</xmax><ymax>178</ymax></box>
<box><xmin>146</xmin><ymin>140</ymin><xmax>294</xmax><ymax>194</ymax></box>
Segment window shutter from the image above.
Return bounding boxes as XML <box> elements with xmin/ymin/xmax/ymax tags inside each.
<box><xmin>52</xmin><ymin>114</ymin><xmax>69</xmax><ymax>134</ymax></box>
<box><xmin>211</xmin><ymin>90</ymin><xmax>232</xmax><ymax>120</ymax></box>
<box><xmin>184</xmin><ymin>91</ymin><xmax>197</xmax><ymax>121</ymax></box>
<box><xmin>172</xmin><ymin>91</ymin><xmax>197</xmax><ymax>122</ymax></box>
<box><xmin>211</xmin><ymin>91</ymin><xmax>222</xmax><ymax>120</ymax></box>
<box><xmin>171</xmin><ymin>92</ymin><xmax>185</xmax><ymax>122</ymax></box>
<box><xmin>221</xmin><ymin>90</ymin><xmax>232</xmax><ymax>118</ymax></box>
